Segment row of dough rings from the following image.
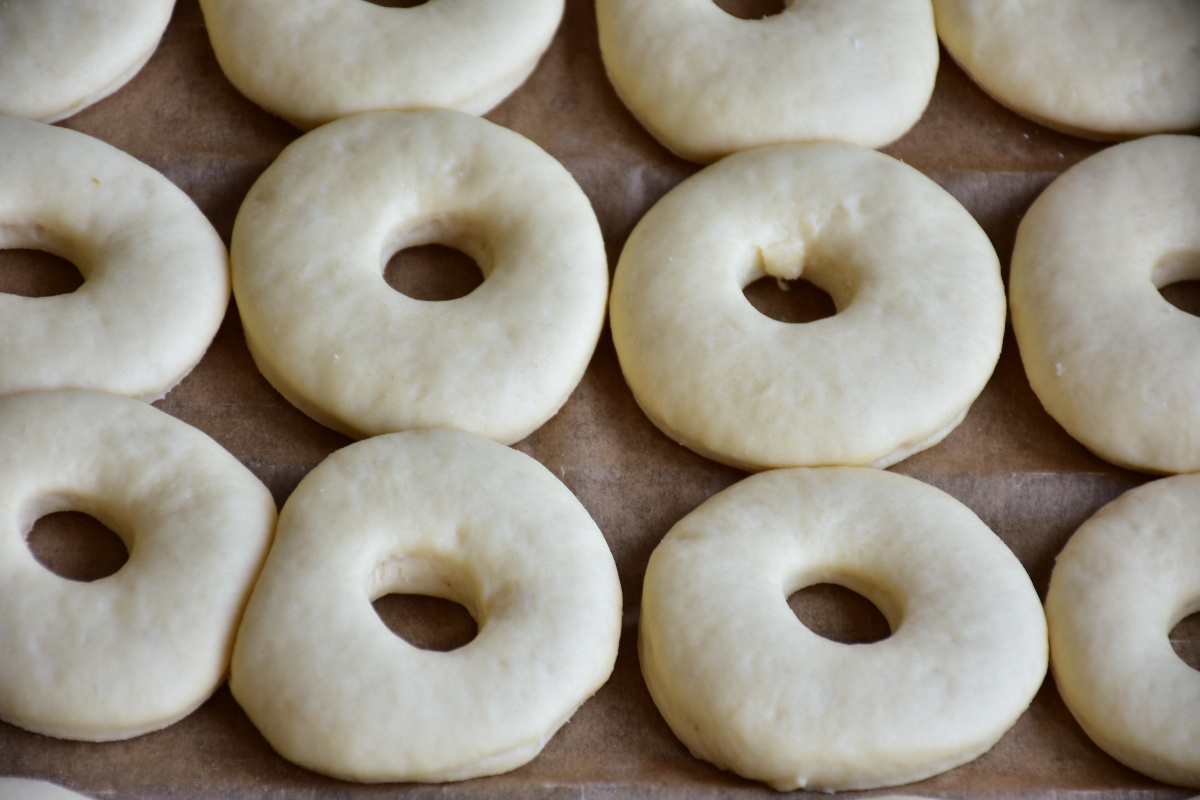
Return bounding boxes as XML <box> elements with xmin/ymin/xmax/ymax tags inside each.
<box><xmin>231</xmin><ymin>108</ymin><xmax>608</xmax><ymax>444</ymax></box>
<box><xmin>198</xmin><ymin>0</ymin><xmax>565</xmax><ymax>130</ymax></box>
<box><xmin>609</xmin><ymin>140</ymin><xmax>1005</xmax><ymax>471</ymax></box>
<box><xmin>0</xmin><ymin>0</ymin><xmax>175</xmax><ymax>123</ymax></box>
<box><xmin>595</xmin><ymin>0</ymin><xmax>939</xmax><ymax>163</ymax></box>
<box><xmin>933</xmin><ymin>0</ymin><xmax>1200</xmax><ymax>140</ymax></box>
<box><xmin>1010</xmin><ymin>135</ymin><xmax>1200</xmax><ymax>474</ymax></box>
<box><xmin>0</xmin><ymin>390</ymin><xmax>276</xmax><ymax>742</ymax></box>
<box><xmin>639</xmin><ymin>467</ymin><xmax>1048</xmax><ymax>791</ymax></box>
<box><xmin>231</xmin><ymin>428</ymin><xmax>623</xmax><ymax>783</ymax></box>
<box><xmin>1046</xmin><ymin>473</ymin><xmax>1200</xmax><ymax>788</ymax></box>
<box><xmin>0</xmin><ymin>115</ymin><xmax>229</xmax><ymax>402</ymax></box>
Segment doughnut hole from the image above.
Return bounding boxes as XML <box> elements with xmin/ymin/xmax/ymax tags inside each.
<box><xmin>382</xmin><ymin>219</ymin><xmax>488</xmax><ymax>302</ymax></box>
<box><xmin>364</xmin><ymin>0</ymin><xmax>429</xmax><ymax>7</ymax></box>
<box><xmin>26</xmin><ymin>511</ymin><xmax>129</xmax><ymax>582</ymax></box>
<box><xmin>787</xmin><ymin>582</ymin><xmax>893</xmax><ymax>645</ymax></box>
<box><xmin>0</xmin><ymin>248</ymin><xmax>84</xmax><ymax>298</ymax></box>
<box><xmin>369</xmin><ymin>553</ymin><xmax>480</xmax><ymax>652</ymax></box>
<box><xmin>1170</xmin><ymin>607</ymin><xmax>1200</xmax><ymax>672</ymax></box>
<box><xmin>713</xmin><ymin>0</ymin><xmax>788</xmax><ymax>20</ymax></box>
<box><xmin>1154</xmin><ymin>250</ymin><xmax>1200</xmax><ymax>317</ymax></box>
<box><xmin>743</xmin><ymin>276</ymin><xmax>837</xmax><ymax>324</ymax></box>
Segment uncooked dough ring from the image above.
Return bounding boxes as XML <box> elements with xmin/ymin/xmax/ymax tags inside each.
<box><xmin>0</xmin><ymin>778</ymin><xmax>91</xmax><ymax>800</ymax></box>
<box><xmin>231</xmin><ymin>109</ymin><xmax>608</xmax><ymax>443</ymax></box>
<box><xmin>1045</xmin><ymin>473</ymin><xmax>1200</xmax><ymax>787</ymax></box>
<box><xmin>0</xmin><ymin>0</ymin><xmax>175</xmax><ymax>122</ymax></box>
<box><xmin>198</xmin><ymin>0</ymin><xmax>564</xmax><ymax>130</ymax></box>
<box><xmin>595</xmin><ymin>0</ymin><xmax>938</xmax><ymax>163</ymax></box>
<box><xmin>230</xmin><ymin>428</ymin><xmax>622</xmax><ymax>783</ymax></box>
<box><xmin>0</xmin><ymin>390</ymin><xmax>276</xmax><ymax>741</ymax></box>
<box><xmin>609</xmin><ymin>141</ymin><xmax>1005</xmax><ymax>471</ymax></box>
<box><xmin>1010</xmin><ymin>135</ymin><xmax>1200</xmax><ymax>474</ymax></box>
<box><xmin>639</xmin><ymin>467</ymin><xmax>1047</xmax><ymax>791</ymax></box>
<box><xmin>933</xmin><ymin>0</ymin><xmax>1200</xmax><ymax>139</ymax></box>
<box><xmin>0</xmin><ymin>116</ymin><xmax>230</xmax><ymax>402</ymax></box>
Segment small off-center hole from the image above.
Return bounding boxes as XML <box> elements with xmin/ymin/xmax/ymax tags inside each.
<box><xmin>744</xmin><ymin>276</ymin><xmax>837</xmax><ymax>324</ymax></box>
<box><xmin>384</xmin><ymin>244</ymin><xmax>484</xmax><ymax>302</ymax></box>
<box><xmin>1171</xmin><ymin>611</ymin><xmax>1200</xmax><ymax>671</ymax></box>
<box><xmin>1159</xmin><ymin>281</ymin><xmax>1200</xmax><ymax>318</ymax></box>
<box><xmin>788</xmin><ymin>583</ymin><xmax>891</xmax><ymax>645</ymax></box>
<box><xmin>363</xmin><ymin>0</ymin><xmax>429</xmax><ymax>7</ymax></box>
<box><xmin>714</xmin><ymin>0</ymin><xmax>787</xmax><ymax>19</ymax></box>
<box><xmin>373</xmin><ymin>593</ymin><xmax>478</xmax><ymax>652</ymax></box>
<box><xmin>0</xmin><ymin>249</ymin><xmax>84</xmax><ymax>297</ymax></box>
<box><xmin>27</xmin><ymin>512</ymin><xmax>129</xmax><ymax>582</ymax></box>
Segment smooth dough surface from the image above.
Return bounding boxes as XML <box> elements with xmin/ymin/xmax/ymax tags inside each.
<box><xmin>232</xmin><ymin>109</ymin><xmax>608</xmax><ymax>443</ymax></box>
<box><xmin>1045</xmin><ymin>474</ymin><xmax>1200</xmax><ymax>787</ymax></box>
<box><xmin>0</xmin><ymin>779</ymin><xmax>92</xmax><ymax>800</ymax></box>
<box><xmin>609</xmin><ymin>141</ymin><xmax>1005</xmax><ymax>471</ymax></box>
<box><xmin>199</xmin><ymin>0</ymin><xmax>563</xmax><ymax>130</ymax></box>
<box><xmin>934</xmin><ymin>0</ymin><xmax>1200</xmax><ymax>139</ymax></box>
<box><xmin>0</xmin><ymin>0</ymin><xmax>174</xmax><ymax>122</ymax></box>
<box><xmin>595</xmin><ymin>0</ymin><xmax>938</xmax><ymax>163</ymax></box>
<box><xmin>1010</xmin><ymin>135</ymin><xmax>1200</xmax><ymax>474</ymax></box>
<box><xmin>0</xmin><ymin>116</ymin><xmax>230</xmax><ymax>402</ymax></box>
<box><xmin>230</xmin><ymin>428</ymin><xmax>622</xmax><ymax>783</ymax></box>
<box><xmin>0</xmin><ymin>390</ymin><xmax>276</xmax><ymax>741</ymax></box>
<box><xmin>640</xmin><ymin>467</ymin><xmax>1047</xmax><ymax>791</ymax></box>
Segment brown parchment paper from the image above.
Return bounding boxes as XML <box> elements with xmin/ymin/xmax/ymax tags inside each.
<box><xmin>2</xmin><ymin>1</ymin><xmax>1198</xmax><ymax>798</ymax></box>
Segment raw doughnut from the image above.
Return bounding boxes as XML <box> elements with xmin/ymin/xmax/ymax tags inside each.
<box><xmin>1009</xmin><ymin>135</ymin><xmax>1200</xmax><ymax>474</ymax></box>
<box><xmin>231</xmin><ymin>109</ymin><xmax>608</xmax><ymax>443</ymax></box>
<box><xmin>0</xmin><ymin>390</ymin><xmax>275</xmax><ymax>741</ymax></box>
<box><xmin>0</xmin><ymin>0</ymin><xmax>174</xmax><ymax>122</ymax></box>
<box><xmin>0</xmin><ymin>116</ymin><xmax>230</xmax><ymax>402</ymax></box>
<box><xmin>595</xmin><ymin>0</ymin><xmax>938</xmax><ymax>163</ymax></box>
<box><xmin>198</xmin><ymin>0</ymin><xmax>564</xmax><ymax>130</ymax></box>
<box><xmin>0</xmin><ymin>778</ymin><xmax>91</xmax><ymax>800</ymax></box>
<box><xmin>933</xmin><ymin>0</ymin><xmax>1200</xmax><ymax>139</ymax></box>
<box><xmin>609</xmin><ymin>141</ymin><xmax>1005</xmax><ymax>471</ymax></box>
<box><xmin>1045</xmin><ymin>473</ymin><xmax>1200</xmax><ymax>787</ymax></box>
<box><xmin>640</xmin><ymin>467</ymin><xmax>1047</xmax><ymax>791</ymax></box>
<box><xmin>230</xmin><ymin>428</ymin><xmax>622</xmax><ymax>783</ymax></box>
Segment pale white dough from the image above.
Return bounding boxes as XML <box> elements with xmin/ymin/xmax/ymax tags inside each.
<box><xmin>595</xmin><ymin>0</ymin><xmax>939</xmax><ymax>163</ymax></box>
<box><xmin>640</xmin><ymin>467</ymin><xmax>1047</xmax><ymax>791</ymax></box>
<box><xmin>230</xmin><ymin>428</ymin><xmax>622</xmax><ymax>783</ymax></box>
<box><xmin>231</xmin><ymin>109</ymin><xmax>608</xmax><ymax>443</ymax></box>
<box><xmin>609</xmin><ymin>141</ymin><xmax>1005</xmax><ymax>471</ymax></box>
<box><xmin>198</xmin><ymin>0</ymin><xmax>564</xmax><ymax>130</ymax></box>
<box><xmin>0</xmin><ymin>390</ymin><xmax>276</xmax><ymax>741</ymax></box>
<box><xmin>0</xmin><ymin>116</ymin><xmax>230</xmax><ymax>402</ymax></box>
<box><xmin>1045</xmin><ymin>474</ymin><xmax>1200</xmax><ymax>787</ymax></box>
<box><xmin>1010</xmin><ymin>135</ymin><xmax>1200</xmax><ymax>474</ymax></box>
<box><xmin>934</xmin><ymin>0</ymin><xmax>1200</xmax><ymax>139</ymax></box>
<box><xmin>0</xmin><ymin>778</ymin><xmax>91</xmax><ymax>800</ymax></box>
<box><xmin>0</xmin><ymin>0</ymin><xmax>175</xmax><ymax>122</ymax></box>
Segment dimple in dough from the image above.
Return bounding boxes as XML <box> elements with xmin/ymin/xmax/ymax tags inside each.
<box><xmin>231</xmin><ymin>109</ymin><xmax>608</xmax><ymax>443</ymax></box>
<box><xmin>0</xmin><ymin>0</ymin><xmax>175</xmax><ymax>122</ymax></box>
<box><xmin>933</xmin><ymin>0</ymin><xmax>1200</xmax><ymax>139</ymax></box>
<box><xmin>640</xmin><ymin>467</ymin><xmax>1048</xmax><ymax>791</ymax></box>
<box><xmin>0</xmin><ymin>390</ymin><xmax>276</xmax><ymax>741</ymax></box>
<box><xmin>230</xmin><ymin>428</ymin><xmax>623</xmax><ymax>783</ymax></box>
<box><xmin>595</xmin><ymin>0</ymin><xmax>939</xmax><ymax>163</ymax></box>
<box><xmin>609</xmin><ymin>141</ymin><xmax>1005</xmax><ymax>471</ymax></box>
<box><xmin>0</xmin><ymin>115</ymin><xmax>230</xmax><ymax>402</ymax></box>
<box><xmin>1045</xmin><ymin>473</ymin><xmax>1200</xmax><ymax>787</ymax></box>
<box><xmin>1010</xmin><ymin>135</ymin><xmax>1200</xmax><ymax>474</ymax></box>
<box><xmin>198</xmin><ymin>0</ymin><xmax>564</xmax><ymax>130</ymax></box>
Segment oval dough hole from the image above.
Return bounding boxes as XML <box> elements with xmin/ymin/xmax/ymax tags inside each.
<box><xmin>744</xmin><ymin>276</ymin><xmax>836</xmax><ymax>324</ymax></box>
<box><xmin>373</xmin><ymin>593</ymin><xmax>478</xmax><ymax>652</ymax></box>
<box><xmin>0</xmin><ymin>249</ymin><xmax>84</xmax><ymax>298</ymax></box>
<box><xmin>384</xmin><ymin>244</ymin><xmax>484</xmax><ymax>302</ymax></box>
<box><xmin>713</xmin><ymin>0</ymin><xmax>788</xmax><ymax>19</ymax></box>
<box><xmin>364</xmin><ymin>0</ymin><xmax>429</xmax><ymax>6</ymax></box>
<box><xmin>1170</xmin><ymin>611</ymin><xmax>1200</xmax><ymax>671</ymax></box>
<box><xmin>26</xmin><ymin>511</ymin><xmax>129</xmax><ymax>582</ymax></box>
<box><xmin>788</xmin><ymin>583</ymin><xmax>891</xmax><ymax>645</ymax></box>
<box><xmin>1159</xmin><ymin>280</ymin><xmax>1200</xmax><ymax>318</ymax></box>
